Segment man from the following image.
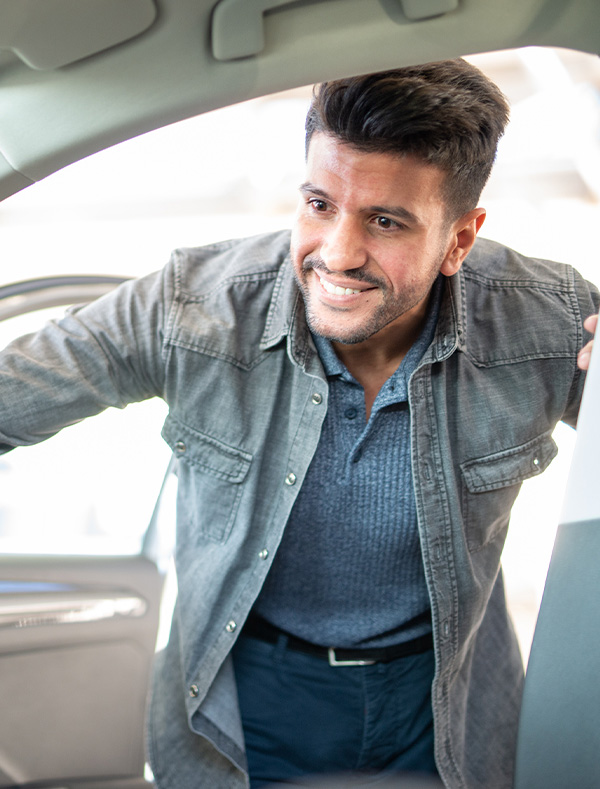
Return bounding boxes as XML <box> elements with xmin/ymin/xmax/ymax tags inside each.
<box><xmin>0</xmin><ymin>60</ymin><xmax>598</xmax><ymax>788</ymax></box>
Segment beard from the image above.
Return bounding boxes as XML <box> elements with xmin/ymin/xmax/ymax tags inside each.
<box><xmin>295</xmin><ymin>254</ymin><xmax>442</xmax><ymax>345</ymax></box>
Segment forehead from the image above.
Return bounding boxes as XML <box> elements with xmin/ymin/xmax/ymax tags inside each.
<box><xmin>305</xmin><ymin>133</ymin><xmax>447</xmax><ymax>213</ymax></box>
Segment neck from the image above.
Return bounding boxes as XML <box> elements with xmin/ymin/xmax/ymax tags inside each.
<box><xmin>332</xmin><ymin>299</ymin><xmax>428</xmax><ymax>384</ymax></box>
<box><xmin>332</xmin><ymin>300</ymin><xmax>429</xmax><ymax>420</ymax></box>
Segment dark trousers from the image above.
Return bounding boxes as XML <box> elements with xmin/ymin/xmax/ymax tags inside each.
<box><xmin>232</xmin><ymin>633</ymin><xmax>437</xmax><ymax>788</ymax></box>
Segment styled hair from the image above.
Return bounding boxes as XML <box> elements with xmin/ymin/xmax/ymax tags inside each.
<box><xmin>305</xmin><ymin>59</ymin><xmax>510</xmax><ymax>220</ymax></box>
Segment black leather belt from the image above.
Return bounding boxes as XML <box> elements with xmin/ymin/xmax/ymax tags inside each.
<box><xmin>243</xmin><ymin>616</ymin><xmax>433</xmax><ymax>667</ymax></box>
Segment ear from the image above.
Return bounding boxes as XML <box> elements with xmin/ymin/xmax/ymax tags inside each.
<box><xmin>439</xmin><ymin>208</ymin><xmax>486</xmax><ymax>277</ymax></box>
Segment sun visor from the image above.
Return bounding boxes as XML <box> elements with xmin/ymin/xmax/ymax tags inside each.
<box><xmin>0</xmin><ymin>150</ymin><xmax>33</xmax><ymax>200</ymax></box>
<box><xmin>0</xmin><ymin>0</ymin><xmax>157</xmax><ymax>70</ymax></box>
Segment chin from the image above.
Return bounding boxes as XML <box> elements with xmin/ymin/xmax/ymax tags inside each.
<box><xmin>306</xmin><ymin>312</ymin><xmax>376</xmax><ymax>345</ymax></box>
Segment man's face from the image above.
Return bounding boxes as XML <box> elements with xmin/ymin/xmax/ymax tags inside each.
<box><xmin>291</xmin><ymin>133</ymin><xmax>463</xmax><ymax>346</ymax></box>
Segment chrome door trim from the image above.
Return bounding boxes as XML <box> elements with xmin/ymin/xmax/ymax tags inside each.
<box><xmin>0</xmin><ymin>592</ymin><xmax>147</xmax><ymax>629</ymax></box>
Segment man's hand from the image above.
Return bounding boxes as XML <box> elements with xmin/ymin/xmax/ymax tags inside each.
<box><xmin>578</xmin><ymin>314</ymin><xmax>598</xmax><ymax>371</ymax></box>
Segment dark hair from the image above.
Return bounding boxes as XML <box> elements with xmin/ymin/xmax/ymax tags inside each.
<box><xmin>305</xmin><ymin>60</ymin><xmax>510</xmax><ymax>220</ymax></box>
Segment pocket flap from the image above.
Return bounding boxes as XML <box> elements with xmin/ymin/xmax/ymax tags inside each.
<box><xmin>461</xmin><ymin>432</ymin><xmax>558</xmax><ymax>494</ymax></box>
<box><xmin>162</xmin><ymin>415</ymin><xmax>251</xmax><ymax>483</ymax></box>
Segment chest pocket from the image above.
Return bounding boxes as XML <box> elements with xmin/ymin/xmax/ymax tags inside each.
<box><xmin>460</xmin><ymin>431</ymin><xmax>558</xmax><ymax>552</ymax></box>
<box><xmin>162</xmin><ymin>415</ymin><xmax>252</xmax><ymax>543</ymax></box>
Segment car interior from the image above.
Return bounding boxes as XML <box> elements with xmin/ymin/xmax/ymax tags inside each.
<box><xmin>1</xmin><ymin>0</ymin><xmax>600</xmax><ymax>787</ymax></box>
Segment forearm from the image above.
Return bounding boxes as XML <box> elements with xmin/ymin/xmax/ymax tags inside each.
<box><xmin>0</xmin><ymin>268</ymin><xmax>169</xmax><ymax>452</ymax></box>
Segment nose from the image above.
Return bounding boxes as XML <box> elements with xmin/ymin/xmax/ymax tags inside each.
<box><xmin>320</xmin><ymin>216</ymin><xmax>368</xmax><ymax>272</ymax></box>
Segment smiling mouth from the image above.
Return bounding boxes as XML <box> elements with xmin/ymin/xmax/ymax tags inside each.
<box><xmin>317</xmin><ymin>273</ymin><xmax>366</xmax><ymax>296</ymax></box>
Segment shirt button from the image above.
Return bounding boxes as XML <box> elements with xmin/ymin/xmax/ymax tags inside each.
<box><xmin>226</xmin><ymin>620</ymin><xmax>237</xmax><ymax>633</ymax></box>
<box><xmin>285</xmin><ymin>472</ymin><xmax>297</xmax><ymax>486</ymax></box>
<box><xmin>311</xmin><ymin>393</ymin><xmax>322</xmax><ymax>405</ymax></box>
<box><xmin>344</xmin><ymin>407</ymin><xmax>357</xmax><ymax>420</ymax></box>
<box><xmin>189</xmin><ymin>684</ymin><xmax>199</xmax><ymax>698</ymax></box>
<box><xmin>259</xmin><ymin>549</ymin><xmax>269</xmax><ymax>560</ymax></box>
<box><xmin>174</xmin><ymin>440</ymin><xmax>186</xmax><ymax>454</ymax></box>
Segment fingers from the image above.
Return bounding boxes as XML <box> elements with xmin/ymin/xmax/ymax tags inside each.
<box><xmin>578</xmin><ymin>314</ymin><xmax>599</xmax><ymax>370</ymax></box>
<box><xmin>578</xmin><ymin>341</ymin><xmax>594</xmax><ymax>370</ymax></box>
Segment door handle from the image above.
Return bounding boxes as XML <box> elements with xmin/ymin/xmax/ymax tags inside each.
<box><xmin>212</xmin><ymin>0</ymin><xmax>299</xmax><ymax>61</ymax></box>
<box><xmin>0</xmin><ymin>592</ymin><xmax>147</xmax><ymax>629</ymax></box>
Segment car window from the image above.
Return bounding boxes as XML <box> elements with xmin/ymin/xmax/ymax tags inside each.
<box><xmin>0</xmin><ymin>91</ymin><xmax>310</xmax><ymax>282</ymax></box>
<box><xmin>0</xmin><ymin>47</ymin><xmax>599</xmax><ymax>659</ymax></box>
<box><xmin>0</xmin><ymin>304</ymin><xmax>171</xmax><ymax>556</ymax></box>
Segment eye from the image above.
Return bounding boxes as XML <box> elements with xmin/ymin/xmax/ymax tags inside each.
<box><xmin>309</xmin><ymin>198</ymin><xmax>329</xmax><ymax>212</ymax></box>
<box><xmin>373</xmin><ymin>215</ymin><xmax>398</xmax><ymax>230</ymax></box>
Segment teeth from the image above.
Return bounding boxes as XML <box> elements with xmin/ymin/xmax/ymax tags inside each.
<box><xmin>319</xmin><ymin>276</ymin><xmax>361</xmax><ymax>296</ymax></box>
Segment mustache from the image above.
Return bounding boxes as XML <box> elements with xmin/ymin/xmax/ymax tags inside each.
<box><xmin>301</xmin><ymin>256</ymin><xmax>383</xmax><ymax>288</ymax></box>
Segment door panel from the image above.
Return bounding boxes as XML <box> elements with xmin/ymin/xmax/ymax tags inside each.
<box><xmin>0</xmin><ymin>555</ymin><xmax>162</xmax><ymax>786</ymax></box>
<box><xmin>514</xmin><ymin>304</ymin><xmax>600</xmax><ymax>785</ymax></box>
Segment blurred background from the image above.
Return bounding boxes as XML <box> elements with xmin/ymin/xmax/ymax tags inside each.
<box><xmin>0</xmin><ymin>46</ymin><xmax>599</xmax><ymax>662</ymax></box>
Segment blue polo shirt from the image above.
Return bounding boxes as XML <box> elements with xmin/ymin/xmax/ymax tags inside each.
<box><xmin>254</xmin><ymin>277</ymin><xmax>443</xmax><ymax>649</ymax></box>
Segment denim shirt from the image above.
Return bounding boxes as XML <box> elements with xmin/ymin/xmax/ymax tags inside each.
<box><xmin>0</xmin><ymin>230</ymin><xmax>597</xmax><ymax>789</ymax></box>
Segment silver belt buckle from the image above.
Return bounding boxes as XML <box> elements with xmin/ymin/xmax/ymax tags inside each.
<box><xmin>327</xmin><ymin>647</ymin><xmax>376</xmax><ymax>667</ymax></box>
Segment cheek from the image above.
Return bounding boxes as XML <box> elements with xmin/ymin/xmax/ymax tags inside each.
<box><xmin>291</xmin><ymin>218</ymin><xmax>320</xmax><ymax>261</ymax></box>
<box><xmin>376</xmin><ymin>255</ymin><xmax>409</xmax><ymax>289</ymax></box>
<box><xmin>380</xmin><ymin>244</ymin><xmax>437</xmax><ymax>288</ymax></box>
<box><xmin>290</xmin><ymin>228</ymin><xmax>310</xmax><ymax>277</ymax></box>
<box><xmin>289</xmin><ymin>228</ymin><xmax>302</xmax><ymax>269</ymax></box>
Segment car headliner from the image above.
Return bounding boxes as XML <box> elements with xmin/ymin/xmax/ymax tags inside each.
<box><xmin>0</xmin><ymin>0</ymin><xmax>599</xmax><ymax>202</ymax></box>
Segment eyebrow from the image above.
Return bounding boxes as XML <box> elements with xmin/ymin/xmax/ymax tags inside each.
<box><xmin>299</xmin><ymin>182</ymin><xmax>422</xmax><ymax>226</ymax></box>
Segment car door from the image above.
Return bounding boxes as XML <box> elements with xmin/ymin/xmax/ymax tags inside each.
<box><xmin>514</xmin><ymin>324</ymin><xmax>600</xmax><ymax>788</ymax></box>
<box><xmin>0</xmin><ymin>277</ymin><xmax>172</xmax><ymax>789</ymax></box>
